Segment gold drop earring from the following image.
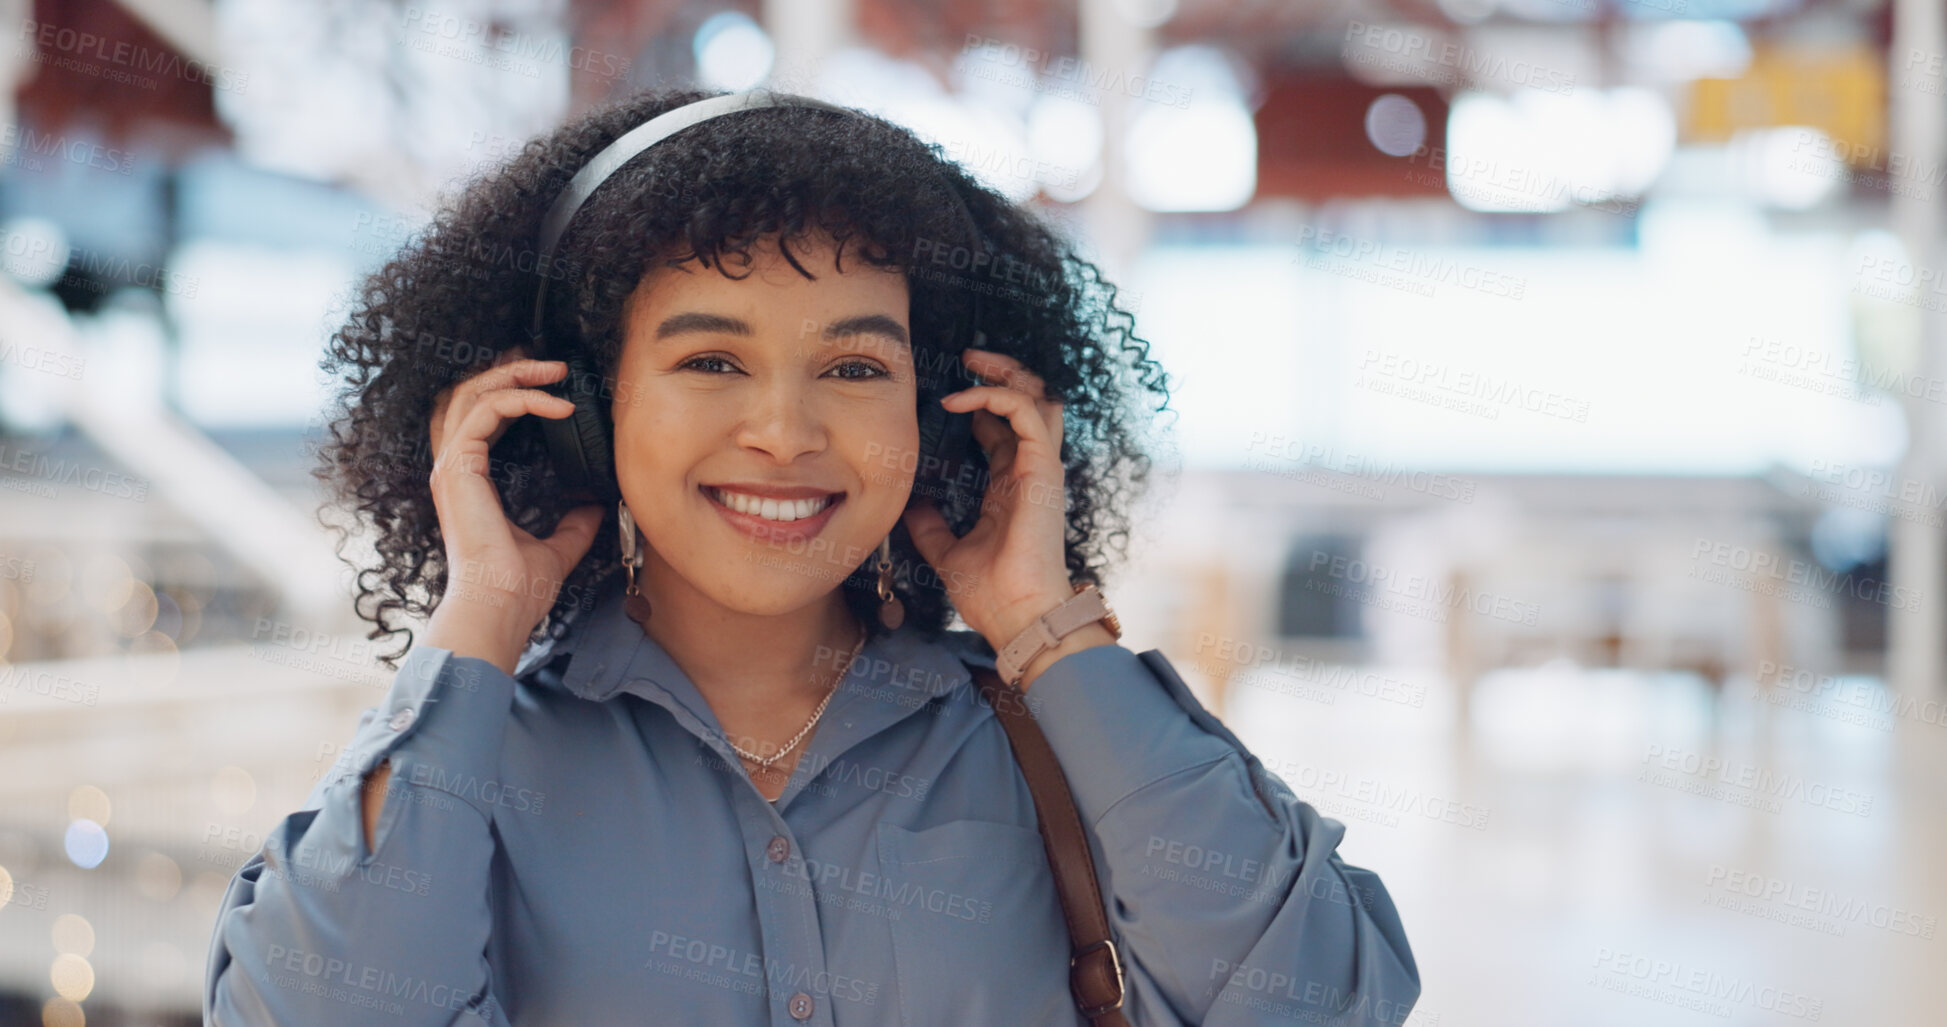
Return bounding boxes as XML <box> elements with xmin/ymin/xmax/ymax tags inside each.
<box><xmin>619</xmin><ymin>500</ymin><xmax>652</xmax><ymax>626</ymax></box>
<box><xmin>875</xmin><ymin>535</ymin><xmax>904</xmax><ymax>630</ymax></box>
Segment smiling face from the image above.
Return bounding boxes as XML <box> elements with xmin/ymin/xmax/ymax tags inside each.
<box><xmin>610</xmin><ymin>232</ymin><xmax>920</xmax><ymax>617</ymax></box>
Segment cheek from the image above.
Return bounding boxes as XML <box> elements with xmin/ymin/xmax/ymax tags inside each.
<box><xmin>845</xmin><ymin>406</ymin><xmax>921</xmax><ymax>494</ymax></box>
<box><xmin>610</xmin><ymin>391</ymin><xmax>703</xmax><ymax>479</ymax></box>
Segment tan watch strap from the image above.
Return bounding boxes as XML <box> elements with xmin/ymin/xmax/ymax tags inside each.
<box><xmin>995</xmin><ymin>584</ymin><xmax>1121</xmax><ymax>687</ymax></box>
<box><xmin>971</xmin><ymin>663</ymin><xmax>1130</xmax><ymax>1026</ymax></box>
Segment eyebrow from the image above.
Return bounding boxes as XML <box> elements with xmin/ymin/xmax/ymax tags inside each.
<box><xmin>654</xmin><ymin>311</ymin><xmax>750</xmax><ymax>340</ymax></box>
<box><xmin>823</xmin><ymin>314</ymin><xmax>909</xmax><ymax>349</ymax></box>
<box><xmin>653</xmin><ymin>312</ymin><xmax>909</xmax><ymax>348</ymax></box>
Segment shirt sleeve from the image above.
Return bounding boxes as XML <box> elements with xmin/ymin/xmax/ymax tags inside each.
<box><xmin>203</xmin><ymin>646</ymin><xmax>518</xmax><ymax>1026</ymax></box>
<box><xmin>1022</xmin><ymin>643</ymin><xmax>1422</xmax><ymax>1027</ymax></box>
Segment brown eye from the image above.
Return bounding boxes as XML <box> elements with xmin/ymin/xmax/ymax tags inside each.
<box><xmin>680</xmin><ymin>355</ymin><xmax>739</xmax><ymax>374</ymax></box>
<box><xmin>827</xmin><ymin>360</ymin><xmax>889</xmax><ymax>380</ymax></box>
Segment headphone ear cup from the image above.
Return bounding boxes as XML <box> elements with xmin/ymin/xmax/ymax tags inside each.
<box><xmin>538</xmin><ymin>347</ymin><xmax>618</xmax><ymax>504</ymax></box>
<box><xmin>914</xmin><ymin>374</ymin><xmax>980</xmax><ymax>535</ymax></box>
<box><xmin>915</xmin><ymin>389</ymin><xmax>943</xmax><ymax>469</ymax></box>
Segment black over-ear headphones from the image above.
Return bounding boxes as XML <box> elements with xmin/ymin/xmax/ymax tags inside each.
<box><xmin>525</xmin><ymin>89</ymin><xmax>984</xmax><ymax>530</ymax></box>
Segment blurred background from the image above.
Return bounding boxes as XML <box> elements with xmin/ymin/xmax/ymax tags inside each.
<box><xmin>0</xmin><ymin>0</ymin><xmax>1943</xmax><ymax>1023</ymax></box>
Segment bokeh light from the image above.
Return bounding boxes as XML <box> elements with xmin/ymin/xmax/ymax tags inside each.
<box><xmin>62</xmin><ymin>821</ymin><xmax>108</xmax><ymax>871</ymax></box>
<box><xmin>40</xmin><ymin>997</ymin><xmax>83</xmax><ymax>1027</ymax></box>
<box><xmin>210</xmin><ymin>766</ymin><xmax>258</xmax><ymax>816</ymax></box>
<box><xmin>51</xmin><ymin>914</ymin><xmax>94</xmax><ymax>958</ymax></box>
<box><xmin>135</xmin><ymin>851</ymin><xmax>182</xmax><ymax>902</ymax></box>
<box><xmin>49</xmin><ymin>953</ymin><xmax>93</xmax><ymax>1002</ymax></box>
<box><xmin>65</xmin><ymin>787</ymin><xmax>110</xmax><ymax>829</ymax></box>
<box><xmin>1364</xmin><ymin>93</ymin><xmax>1427</xmax><ymax>157</ymax></box>
<box><xmin>694</xmin><ymin>12</ymin><xmax>774</xmax><ymax>92</ymax></box>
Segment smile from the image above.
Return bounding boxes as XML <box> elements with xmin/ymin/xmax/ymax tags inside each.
<box><xmin>701</xmin><ymin>484</ymin><xmax>847</xmax><ymax>546</ymax></box>
<box><xmin>703</xmin><ymin>486</ymin><xmax>840</xmax><ymax>522</ymax></box>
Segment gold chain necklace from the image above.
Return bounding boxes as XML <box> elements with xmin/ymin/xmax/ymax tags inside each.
<box><xmin>728</xmin><ymin>621</ymin><xmax>868</xmax><ymax>775</ymax></box>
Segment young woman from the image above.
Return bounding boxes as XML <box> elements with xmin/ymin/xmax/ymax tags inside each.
<box><xmin>204</xmin><ymin>87</ymin><xmax>1419</xmax><ymax>1026</ymax></box>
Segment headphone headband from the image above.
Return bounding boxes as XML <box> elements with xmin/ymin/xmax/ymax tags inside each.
<box><xmin>527</xmin><ymin>90</ymin><xmax>852</xmax><ymax>344</ymax></box>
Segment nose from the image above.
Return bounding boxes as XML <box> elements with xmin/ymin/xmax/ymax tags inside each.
<box><xmin>733</xmin><ymin>376</ymin><xmax>829</xmax><ymax>463</ymax></box>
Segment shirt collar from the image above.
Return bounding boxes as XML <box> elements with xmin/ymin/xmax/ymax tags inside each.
<box><xmin>522</xmin><ymin>576</ymin><xmax>994</xmax><ymax>735</ymax></box>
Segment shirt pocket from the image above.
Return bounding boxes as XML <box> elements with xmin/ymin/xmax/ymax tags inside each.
<box><xmin>874</xmin><ymin>819</ymin><xmax>1079</xmax><ymax>1025</ymax></box>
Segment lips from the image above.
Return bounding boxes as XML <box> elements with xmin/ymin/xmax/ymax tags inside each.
<box><xmin>701</xmin><ymin>484</ymin><xmax>846</xmax><ymax>545</ymax></box>
<box><xmin>704</xmin><ymin>486</ymin><xmax>839</xmax><ymax>522</ymax></box>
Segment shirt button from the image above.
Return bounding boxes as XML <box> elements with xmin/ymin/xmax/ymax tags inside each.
<box><xmin>387</xmin><ymin>708</ymin><xmax>416</xmax><ymax>731</ymax></box>
<box><xmin>766</xmin><ymin>836</ymin><xmax>790</xmax><ymax>863</ymax></box>
<box><xmin>788</xmin><ymin>992</ymin><xmax>814</xmax><ymax>1019</ymax></box>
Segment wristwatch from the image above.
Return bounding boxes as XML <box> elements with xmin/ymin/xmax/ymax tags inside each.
<box><xmin>995</xmin><ymin>583</ymin><xmax>1122</xmax><ymax>687</ymax></box>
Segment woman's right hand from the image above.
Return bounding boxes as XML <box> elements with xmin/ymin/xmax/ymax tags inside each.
<box><xmin>422</xmin><ymin>347</ymin><xmax>605</xmax><ymax>674</ymax></box>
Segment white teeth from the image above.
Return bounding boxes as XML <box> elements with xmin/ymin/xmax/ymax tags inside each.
<box><xmin>709</xmin><ymin>488</ymin><xmax>835</xmax><ymax>522</ymax></box>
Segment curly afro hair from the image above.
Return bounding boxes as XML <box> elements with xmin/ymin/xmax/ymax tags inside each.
<box><xmin>313</xmin><ymin>86</ymin><xmax>1173</xmax><ymax>667</ymax></box>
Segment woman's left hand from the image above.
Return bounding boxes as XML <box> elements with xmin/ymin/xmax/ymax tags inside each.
<box><xmin>902</xmin><ymin>348</ymin><xmax>1077</xmax><ymax>651</ymax></box>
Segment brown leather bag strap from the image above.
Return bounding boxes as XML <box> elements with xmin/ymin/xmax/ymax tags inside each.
<box><xmin>972</xmin><ymin>664</ymin><xmax>1131</xmax><ymax>1027</ymax></box>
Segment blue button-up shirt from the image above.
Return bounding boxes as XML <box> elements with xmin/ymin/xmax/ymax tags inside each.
<box><xmin>204</xmin><ymin>578</ymin><xmax>1419</xmax><ymax>1025</ymax></box>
